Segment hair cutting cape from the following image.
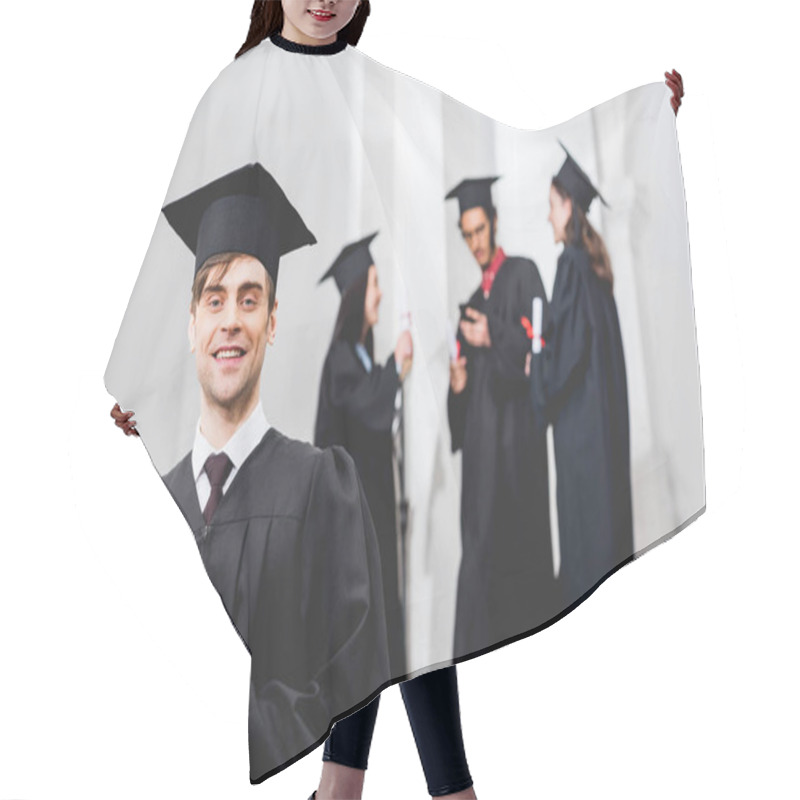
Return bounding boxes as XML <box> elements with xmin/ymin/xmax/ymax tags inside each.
<box><xmin>104</xmin><ymin>33</ymin><xmax>704</xmax><ymax>784</ymax></box>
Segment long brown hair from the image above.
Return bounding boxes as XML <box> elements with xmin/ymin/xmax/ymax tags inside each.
<box><xmin>552</xmin><ymin>177</ymin><xmax>614</xmax><ymax>292</ymax></box>
<box><xmin>236</xmin><ymin>1</ymin><xmax>372</xmax><ymax>59</ymax></box>
<box><xmin>331</xmin><ymin>268</ymin><xmax>374</xmax><ymax>358</ymax></box>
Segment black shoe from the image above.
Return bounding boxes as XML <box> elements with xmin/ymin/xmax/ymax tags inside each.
<box><xmin>307</xmin><ymin>792</ymin><xmax>316</xmax><ymax>800</ymax></box>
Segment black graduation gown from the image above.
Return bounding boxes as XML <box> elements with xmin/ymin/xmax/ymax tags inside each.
<box><xmin>314</xmin><ymin>338</ymin><xmax>407</xmax><ymax>679</ymax></box>
<box><xmin>529</xmin><ymin>243</ymin><xmax>634</xmax><ymax>606</ymax></box>
<box><xmin>161</xmin><ymin>427</ymin><xmax>392</xmax><ymax>783</ymax></box>
<box><xmin>447</xmin><ymin>254</ymin><xmax>555</xmax><ymax>659</ymax></box>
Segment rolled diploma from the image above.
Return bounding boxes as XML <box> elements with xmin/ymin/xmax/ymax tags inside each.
<box><xmin>532</xmin><ymin>297</ymin><xmax>543</xmax><ymax>354</ymax></box>
<box><xmin>447</xmin><ymin>317</ymin><xmax>459</xmax><ymax>361</ymax></box>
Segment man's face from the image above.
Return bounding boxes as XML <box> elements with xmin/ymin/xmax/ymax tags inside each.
<box><xmin>188</xmin><ymin>255</ymin><xmax>275</xmax><ymax>413</ymax></box>
<box><xmin>459</xmin><ymin>207</ymin><xmax>496</xmax><ymax>269</ymax></box>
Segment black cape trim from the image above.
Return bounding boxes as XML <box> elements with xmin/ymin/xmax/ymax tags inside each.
<box><xmin>269</xmin><ymin>32</ymin><xmax>348</xmax><ymax>56</ymax></box>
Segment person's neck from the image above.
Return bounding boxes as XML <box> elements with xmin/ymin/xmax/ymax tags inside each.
<box><xmin>281</xmin><ymin>21</ymin><xmax>337</xmax><ymax>47</ymax></box>
<box><xmin>199</xmin><ymin>391</ymin><xmax>259</xmax><ymax>450</ymax></box>
<box><xmin>270</xmin><ymin>25</ymin><xmax>348</xmax><ymax>56</ymax></box>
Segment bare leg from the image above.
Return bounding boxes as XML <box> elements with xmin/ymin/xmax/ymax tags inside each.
<box><xmin>314</xmin><ymin>761</ymin><xmax>475</xmax><ymax>799</ymax></box>
<box><xmin>315</xmin><ymin>761</ymin><xmax>366</xmax><ymax>800</ymax></box>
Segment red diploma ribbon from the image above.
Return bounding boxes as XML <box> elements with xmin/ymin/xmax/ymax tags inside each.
<box><xmin>520</xmin><ymin>315</ymin><xmax>545</xmax><ymax>347</ymax></box>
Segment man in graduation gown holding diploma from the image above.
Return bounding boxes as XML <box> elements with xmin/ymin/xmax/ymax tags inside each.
<box><xmin>446</xmin><ymin>177</ymin><xmax>555</xmax><ymax>659</ymax></box>
<box><xmin>159</xmin><ymin>163</ymin><xmax>392</xmax><ymax>783</ymax></box>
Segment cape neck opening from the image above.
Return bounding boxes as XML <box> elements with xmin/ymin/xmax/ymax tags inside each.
<box><xmin>269</xmin><ymin>32</ymin><xmax>348</xmax><ymax>56</ymax></box>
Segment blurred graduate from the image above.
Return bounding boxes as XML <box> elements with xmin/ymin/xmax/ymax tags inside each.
<box><xmin>526</xmin><ymin>143</ymin><xmax>634</xmax><ymax>605</ymax></box>
<box><xmin>446</xmin><ymin>177</ymin><xmax>555</xmax><ymax>659</ymax></box>
<box><xmin>314</xmin><ymin>232</ymin><xmax>474</xmax><ymax>798</ymax></box>
<box><xmin>314</xmin><ymin>231</ymin><xmax>410</xmax><ymax>678</ymax></box>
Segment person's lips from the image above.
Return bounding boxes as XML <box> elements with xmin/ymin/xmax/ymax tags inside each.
<box><xmin>212</xmin><ymin>346</ymin><xmax>247</xmax><ymax>362</ymax></box>
<box><xmin>308</xmin><ymin>8</ymin><xmax>335</xmax><ymax>21</ymax></box>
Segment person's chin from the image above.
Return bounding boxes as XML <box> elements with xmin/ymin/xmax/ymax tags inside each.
<box><xmin>300</xmin><ymin>19</ymin><xmax>337</xmax><ymax>39</ymax></box>
<box><xmin>206</xmin><ymin>377</ymin><xmax>250</xmax><ymax>411</ymax></box>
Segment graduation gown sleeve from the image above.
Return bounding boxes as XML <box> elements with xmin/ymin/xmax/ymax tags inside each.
<box><xmin>447</xmin><ymin>321</ymin><xmax>471</xmax><ymax>453</ymax></box>
<box><xmin>484</xmin><ymin>259</ymin><xmax>545</xmax><ymax>386</ymax></box>
<box><xmin>531</xmin><ymin>246</ymin><xmax>593</xmax><ymax>421</ymax></box>
<box><xmin>326</xmin><ymin>340</ymin><xmax>400</xmax><ymax>433</ymax></box>
<box><xmin>485</xmin><ymin>310</ymin><xmax>530</xmax><ymax>383</ymax></box>
<box><xmin>247</xmin><ymin>444</ymin><xmax>391</xmax><ymax>782</ymax></box>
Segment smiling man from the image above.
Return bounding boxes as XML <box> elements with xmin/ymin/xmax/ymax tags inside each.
<box><xmin>187</xmin><ymin>253</ymin><xmax>272</xmax><ymax>457</ymax></box>
<box><xmin>158</xmin><ymin>163</ymin><xmax>393</xmax><ymax>783</ymax></box>
<box><xmin>445</xmin><ymin>176</ymin><xmax>556</xmax><ymax>659</ymax></box>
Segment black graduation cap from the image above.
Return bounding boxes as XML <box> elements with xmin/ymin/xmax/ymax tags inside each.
<box><xmin>445</xmin><ymin>177</ymin><xmax>501</xmax><ymax>217</ymax></box>
<box><xmin>317</xmin><ymin>231</ymin><xmax>379</xmax><ymax>295</ymax></box>
<box><xmin>161</xmin><ymin>162</ymin><xmax>317</xmax><ymax>288</ymax></box>
<box><xmin>553</xmin><ymin>141</ymin><xmax>609</xmax><ymax>213</ymax></box>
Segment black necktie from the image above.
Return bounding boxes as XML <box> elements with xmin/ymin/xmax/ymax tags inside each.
<box><xmin>202</xmin><ymin>452</ymin><xmax>233</xmax><ymax>524</ymax></box>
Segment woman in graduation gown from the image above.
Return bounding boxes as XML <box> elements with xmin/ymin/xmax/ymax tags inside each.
<box><xmin>313</xmin><ymin>231</ymin><xmax>475</xmax><ymax>800</ymax></box>
<box><xmin>314</xmin><ymin>233</ymin><xmax>409</xmax><ymax>678</ymax></box>
<box><xmin>520</xmin><ymin>86</ymin><xmax>684</xmax><ymax>612</ymax></box>
<box><xmin>526</xmin><ymin>142</ymin><xmax>635</xmax><ymax>608</ymax></box>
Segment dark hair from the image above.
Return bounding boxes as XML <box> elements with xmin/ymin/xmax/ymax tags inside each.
<box><xmin>236</xmin><ymin>1</ymin><xmax>372</xmax><ymax>59</ymax></box>
<box><xmin>330</xmin><ymin>266</ymin><xmax>373</xmax><ymax>359</ymax></box>
<box><xmin>552</xmin><ymin>177</ymin><xmax>614</xmax><ymax>291</ymax></box>
<box><xmin>190</xmin><ymin>252</ymin><xmax>276</xmax><ymax>316</ymax></box>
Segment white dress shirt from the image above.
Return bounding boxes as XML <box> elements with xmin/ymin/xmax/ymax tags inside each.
<box><xmin>191</xmin><ymin>403</ymin><xmax>270</xmax><ymax>512</ymax></box>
